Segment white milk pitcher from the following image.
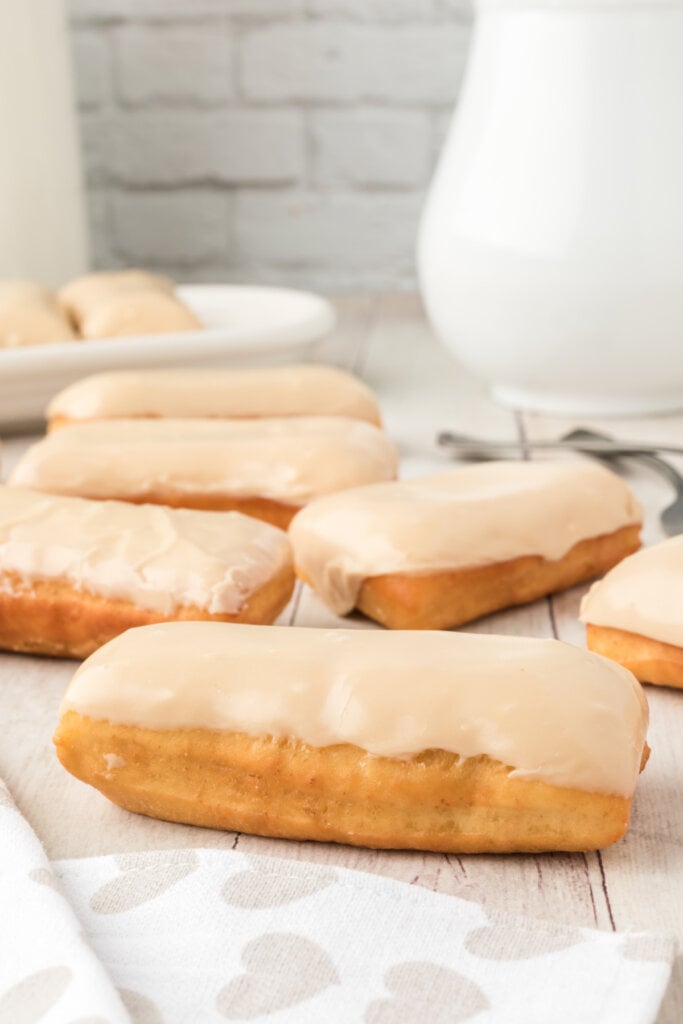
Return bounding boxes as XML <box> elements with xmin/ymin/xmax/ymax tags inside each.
<box><xmin>0</xmin><ymin>0</ymin><xmax>88</xmax><ymax>286</ymax></box>
<box><xmin>418</xmin><ymin>0</ymin><xmax>683</xmax><ymax>415</ymax></box>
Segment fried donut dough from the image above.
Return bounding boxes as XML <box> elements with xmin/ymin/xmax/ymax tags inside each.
<box><xmin>0</xmin><ymin>280</ymin><xmax>77</xmax><ymax>347</ymax></box>
<box><xmin>9</xmin><ymin>417</ymin><xmax>399</xmax><ymax>529</ymax></box>
<box><xmin>80</xmin><ymin>291</ymin><xmax>201</xmax><ymax>339</ymax></box>
<box><xmin>582</xmin><ymin>536</ymin><xmax>683</xmax><ymax>688</ymax></box>
<box><xmin>59</xmin><ymin>269</ymin><xmax>174</xmax><ymax>323</ymax></box>
<box><xmin>47</xmin><ymin>365</ymin><xmax>382</xmax><ymax>431</ymax></box>
<box><xmin>0</xmin><ymin>487</ymin><xmax>293</xmax><ymax>658</ymax></box>
<box><xmin>54</xmin><ymin>623</ymin><xmax>649</xmax><ymax>852</ymax></box>
<box><xmin>58</xmin><ymin>269</ymin><xmax>200</xmax><ymax>339</ymax></box>
<box><xmin>290</xmin><ymin>461</ymin><xmax>642</xmax><ymax>629</ymax></box>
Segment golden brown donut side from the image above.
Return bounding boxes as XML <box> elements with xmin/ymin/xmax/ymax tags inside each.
<box><xmin>48</xmin><ymin>410</ymin><xmax>383</xmax><ymax>432</ymax></box>
<box><xmin>0</xmin><ymin>566</ymin><xmax>294</xmax><ymax>659</ymax></box>
<box><xmin>120</xmin><ymin>491</ymin><xmax>301</xmax><ymax>530</ymax></box>
<box><xmin>341</xmin><ymin>524</ymin><xmax>641</xmax><ymax>630</ymax></box>
<box><xmin>53</xmin><ymin>712</ymin><xmax>639</xmax><ymax>853</ymax></box>
<box><xmin>47</xmin><ymin>415</ymin><xmax>72</xmax><ymax>432</ymax></box>
<box><xmin>586</xmin><ymin>623</ymin><xmax>683</xmax><ymax>690</ymax></box>
<box><xmin>28</xmin><ymin>486</ymin><xmax>302</xmax><ymax>530</ymax></box>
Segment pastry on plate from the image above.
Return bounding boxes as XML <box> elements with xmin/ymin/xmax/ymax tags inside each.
<box><xmin>46</xmin><ymin>366</ymin><xmax>382</xmax><ymax>431</ymax></box>
<box><xmin>0</xmin><ymin>486</ymin><xmax>293</xmax><ymax>658</ymax></box>
<box><xmin>54</xmin><ymin>622</ymin><xmax>649</xmax><ymax>853</ymax></box>
<box><xmin>9</xmin><ymin>417</ymin><xmax>398</xmax><ymax>529</ymax></box>
<box><xmin>58</xmin><ymin>269</ymin><xmax>201</xmax><ymax>339</ymax></box>
<box><xmin>0</xmin><ymin>280</ymin><xmax>77</xmax><ymax>347</ymax></box>
<box><xmin>79</xmin><ymin>291</ymin><xmax>201</xmax><ymax>339</ymax></box>
<box><xmin>59</xmin><ymin>269</ymin><xmax>173</xmax><ymax>321</ymax></box>
<box><xmin>290</xmin><ymin>461</ymin><xmax>642</xmax><ymax>629</ymax></box>
<box><xmin>581</xmin><ymin>535</ymin><xmax>683</xmax><ymax>688</ymax></box>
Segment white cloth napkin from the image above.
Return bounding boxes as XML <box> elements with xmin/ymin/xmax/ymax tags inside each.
<box><xmin>0</xmin><ymin>778</ymin><xmax>674</xmax><ymax>1024</ymax></box>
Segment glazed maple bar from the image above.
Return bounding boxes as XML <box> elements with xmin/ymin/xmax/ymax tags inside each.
<box><xmin>0</xmin><ymin>487</ymin><xmax>293</xmax><ymax>658</ymax></box>
<box><xmin>58</xmin><ymin>269</ymin><xmax>200</xmax><ymax>339</ymax></box>
<box><xmin>9</xmin><ymin>416</ymin><xmax>398</xmax><ymax>529</ymax></box>
<box><xmin>289</xmin><ymin>460</ymin><xmax>642</xmax><ymax>629</ymax></box>
<box><xmin>47</xmin><ymin>366</ymin><xmax>382</xmax><ymax>430</ymax></box>
<box><xmin>582</xmin><ymin>535</ymin><xmax>683</xmax><ymax>689</ymax></box>
<box><xmin>54</xmin><ymin>623</ymin><xmax>649</xmax><ymax>853</ymax></box>
<box><xmin>0</xmin><ymin>280</ymin><xmax>76</xmax><ymax>347</ymax></box>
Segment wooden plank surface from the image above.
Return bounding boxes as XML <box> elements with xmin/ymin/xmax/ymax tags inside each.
<box><xmin>0</xmin><ymin>293</ymin><xmax>680</xmax><ymax>1020</ymax></box>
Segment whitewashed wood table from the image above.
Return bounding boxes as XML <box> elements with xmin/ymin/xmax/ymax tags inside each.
<box><xmin>2</xmin><ymin>293</ymin><xmax>681</xmax><ymax>1020</ymax></box>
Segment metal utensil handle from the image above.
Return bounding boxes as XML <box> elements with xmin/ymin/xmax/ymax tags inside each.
<box><xmin>436</xmin><ymin>432</ymin><xmax>683</xmax><ymax>457</ymax></box>
<box><xmin>563</xmin><ymin>429</ymin><xmax>683</xmax><ymax>489</ymax></box>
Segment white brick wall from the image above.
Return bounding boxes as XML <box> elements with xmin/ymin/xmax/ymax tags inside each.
<box><xmin>68</xmin><ymin>0</ymin><xmax>473</xmax><ymax>289</ymax></box>
<box><xmin>112</xmin><ymin>191</ymin><xmax>232</xmax><ymax>266</ymax></box>
<box><xmin>310</xmin><ymin>110</ymin><xmax>430</xmax><ymax>188</ymax></box>
<box><xmin>114</xmin><ymin>27</ymin><xmax>235</xmax><ymax>106</ymax></box>
<box><xmin>241</xmin><ymin>24</ymin><xmax>467</xmax><ymax>104</ymax></box>
<box><xmin>87</xmin><ymin>111</ymin><xmax>305</xmax><ymax>186</ymax></box>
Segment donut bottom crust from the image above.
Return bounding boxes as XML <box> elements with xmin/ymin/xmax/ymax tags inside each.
<box><xmin>30</xmin><ymin>487</ymin><xmax>301</xmax><ymax>530</ymax></box>
<box><xmin>53</xmin><ymin>712</ymin><xmax>640</xmax><ymax>854</ymax></box>
<box><xmin>48</xmin><ymin>410</ymin><xmax>383</xmax><ymax>432</ymax></box>
<box><xmin>586</xmin><ymin>623</ymin><xmax>683</xmax><ymax>690</ymax></box>
<box><xmin>347</xmin><ymin>524</ymin><xmax>641</xmax><ymax>630</ymax></box>
<box><xmin>0</xmin><ymin>565</ymin><xmax>294</xmax><ymax>659</ymax></box>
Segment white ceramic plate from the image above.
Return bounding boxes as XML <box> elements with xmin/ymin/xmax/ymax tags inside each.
<box><xmin>0</xmin><ymin>284</ymin><xmax>336</xmax><ymax>431</ymax></box>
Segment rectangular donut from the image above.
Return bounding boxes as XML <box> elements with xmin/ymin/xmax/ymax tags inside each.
<box><xmin>54</xmin><ymin>622</ymin><xmax>650</xmax><ymax>853</ymax></box>
<box><xmin>58</xmin><ymin>269</ymin><xmax>174</xmax><ymax>323</ymax></box>
<box><xmin>58</xmin><ymin>269</ymin><xmax>200</xmax><ymax>339</ymax></box>
<box><xmin>581</xmin><ymin>535</ymin><xmax>683</xmax><ymax>688</ymax></box>
<box><xmin>289</xmin><ymin>461</ymin><xmax>643</xmax><ymax>629</ymax></box>
<box><xmin>9</xmin><ymin>417</ymin><xmax>398</xmax><ymax>529</ymax></box>
<box><xmin>0</xmin><ymin>280</ymin><xmax>77</xmax><ymax>347</ymax></box>
<box><xmin>46</xmin><ymin>366</ymin><xmax>382</xmax><ymax>431</ymax></box>
<box><xmin>0</xmin><ymin>487</ymin><xmax>293</xmax><ymax>658</ymax></box>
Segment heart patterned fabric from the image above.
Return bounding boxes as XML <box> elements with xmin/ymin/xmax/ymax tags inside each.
<box><xmin>0</xmin><ymin>777</ymin><xmax>675</xmax><ymax>1024</ymax></box>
